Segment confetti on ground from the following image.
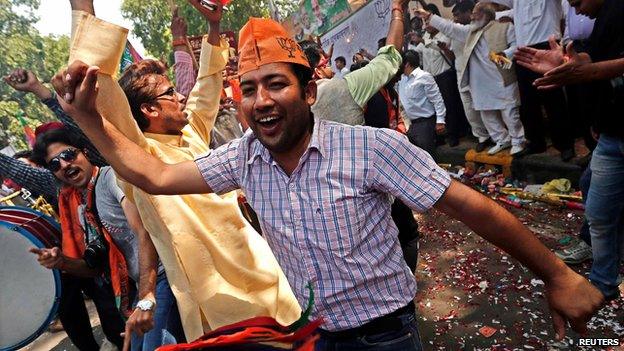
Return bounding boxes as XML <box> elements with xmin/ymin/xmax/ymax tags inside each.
<box><xmin>415</xmin><ymin>206</ymin><xmax>624</xmax><ymax>348</ymax></box>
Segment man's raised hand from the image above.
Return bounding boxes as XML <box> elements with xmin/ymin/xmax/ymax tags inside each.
<box><xmin>187</xmin><ymin>0</ymin><xmax>223</xmax><ymax>24</ymax></box>
<box><xmin>51</xmin><ymin>61</ymin><xmax>100</xmax><ymax>119</ymax></box>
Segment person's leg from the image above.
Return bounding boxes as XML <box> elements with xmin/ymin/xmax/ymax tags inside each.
<box><xmin>499</xmin><ymin>106</ymin><xmax>526</xmax><ymax>146</ymax></box>
<box><xmin>479</xmin><ymin>110</ymin><xmax>510</xmax><ymax>145</ymax></box>
<box><xmin>459</xmin><ymin>89</ymin><xmax>490</xmax><ymax>142</ymax></box>
<box><xmin>539</xmin><ymin>86</ymin><xmax>575</xmax><ymax>155</ymax></box>
<box><xmin>57</xmin><ymin>276</ymin><xmax>99</xmax><ymax>351</ymax></box>
<box><xmin>84</xmin><ymin>278</ymin><xmax>126</xmax><ymax>349</ymax></box>
<box><xmin>140</xmin><ymin>272</ymin><xmax>185</xmax><ymax>350</ymax></box>
<box><xmin>391</xmin><ymin>199</ymin><xmax>419</xmax><ymax>272</ymax></box>
<box><xmin>407</xmin><ymin>117</ymin><xmax>436</xmax><ymax>156</ymax></box>
<box><xmin>434</xmin><ymin>71</ymin><xmax>468</xmax><ymax>145</ymax></box>
<box><xmin>586</xmin><ymin>135</ymin><xmax>624</xmax><ymax>299</ymax></box>
<box><xmin>515</xmin><ymin>63</ymin><xmax>547</xmax><ymax>152</ymax></box>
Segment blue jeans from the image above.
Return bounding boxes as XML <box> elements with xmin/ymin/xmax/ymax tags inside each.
<box><xmin>586</xmin><ymin>135</ymin><xmax>624</xmax><ymax>298</ymax></box>
<box><xmin>131</xmin><ymin>272</ymin><xmax>185</xmax><ymax>351</ymax></box>
<box><xmin>314</xmin><ymin>309</ymin><xmax>422</xmax><ymax>351</ymax></box>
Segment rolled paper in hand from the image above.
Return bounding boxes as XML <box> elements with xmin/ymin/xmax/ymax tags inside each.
<box><xmin>200</xmin><ymin>0</ymin><xmax>231</xmax><ymax>10</ymax></box>
<box><xmin>488</xmin><ymin>51</ymin><xmax>512</xmax><ymax>69</ymax></box>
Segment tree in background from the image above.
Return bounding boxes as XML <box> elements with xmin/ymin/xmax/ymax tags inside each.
<box><xmin>121</xmin><ymin>0</ymin><xmax>298</xmax><ymax>61</ymax></box>
<box><xmin>0</xmin><ymin>0</ymin><xmax>70</xmax><ymax>150</ymax></box>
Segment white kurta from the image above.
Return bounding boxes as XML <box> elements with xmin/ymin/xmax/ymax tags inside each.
<box><xmin>430</xmin><ymin>16</ymin><xmax>520</xmax><ymax>111</ymax></box>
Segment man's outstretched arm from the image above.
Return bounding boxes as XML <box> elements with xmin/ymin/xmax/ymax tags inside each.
<box><xmin>52</xmin><ymin>65</ymin><xmax>211</xmax><ymax>195</ymax></box>
<box><xmin>434</xmin><ymin>180</ymin><xmax>603</xmax><ymax>339</ymax></box>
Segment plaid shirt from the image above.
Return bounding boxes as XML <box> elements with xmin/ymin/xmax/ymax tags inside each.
<box><xmin>196</xmin><ymin>119</ymin><xmax>451</xmax><ymax>331</ymax></box>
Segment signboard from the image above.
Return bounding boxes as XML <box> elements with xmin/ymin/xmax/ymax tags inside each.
<box><xmin>319</xmin><ymin>0</ymin><xmax>451</xmax><ymax>72</ymax></box>
<box><xmin>320</xmin><ymin>0</ymin><xmax>392</xmax><ymax>71</ymax></box>
<box><xmin>287</xmin><ymin>0</ymin><xmax>352</xmax><ymax>41</ymax></box>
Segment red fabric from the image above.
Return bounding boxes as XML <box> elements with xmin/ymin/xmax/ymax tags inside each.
<box><xmin>35</xmin><ymin>121</ymin><xmax>65</xmax><ymax>137</ymax></box>
<box><xmin>380</xmin><ymin>87</ymin><xmax>406</xmax><ymax>134</ymax></box>
<box><xmin>157</xmin><ymin>317</ymin><xmax>322</xmax><ymax>351</ymax></box>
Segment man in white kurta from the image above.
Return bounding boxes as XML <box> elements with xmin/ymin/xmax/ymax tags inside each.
<box><xmin>422</xmin><ymin>4</ymin><xmax>526</xmax><ymax>155</ymax></box>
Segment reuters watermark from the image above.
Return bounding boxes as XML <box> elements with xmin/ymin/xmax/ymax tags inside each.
<box><xmin>577</xmin><ymin>338</ymin><xmax>621</xmax><ymax>347</ymax></box>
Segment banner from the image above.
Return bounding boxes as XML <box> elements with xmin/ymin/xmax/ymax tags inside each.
<box><xmin>320</xmin><ymin>0</ymin><xmax>392</xmax><ymax>72</ymax></box>
<box><xmin>288</xmin><ymin>0</ymin><xmax>352</xmax><ymax>40</ymax></box>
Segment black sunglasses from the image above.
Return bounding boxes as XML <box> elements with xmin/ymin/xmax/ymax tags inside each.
<box><xmin>153</xmin><ymin>87</ymin><xmax>177</xmax><ymax>101</ymax></box>
<box><xmin>47</xmin><ymin>148</ymin><xmax>79</xmax><ymax>172</ymax></box>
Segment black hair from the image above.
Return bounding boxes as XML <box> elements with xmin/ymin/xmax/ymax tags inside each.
<box><xmin>299</xmin><ymin>40</ymin><xmax>322</xmax><ymax>68</ymax></box>
<box><xmin>425</xmin><ymin>3</ymin><xmax>441</xmax><ymax>16</ymax></box>
<box><xmin>31</xmin><ymin>128</ymin><xmax>84</xmax><ymax>167</ymax></box>
<box><xmin>13</xmin><ymin>150</ymin><xmax>32</xmax><ymax>160</ymax></box>
<box><xmin>377</xmin><ymin>37</ymin><xmax>387</xmax><ymax>47</ymax></box>
<box><xmin>350</xmin><ymin>60</ymin><xmax>369</xmax><ymax>72</ymax></box>
<box><xmin>335</xmin><ymin>56</ymin><xmax>346</xmax><ymax>66</ymax></box>
<box><xmin>403</xmin><ymin>50</ymin><xmax>421</xmax><ymax>68</ymax></box>
<box><xmin>452</xmin><ymin>0</ymin><xmax>475</xmax><ymax>14</ymax></box>
<box><xmin>291</xmin><ymin>63</ymin><xmax>314</xmax><ymax>98</ymax></box>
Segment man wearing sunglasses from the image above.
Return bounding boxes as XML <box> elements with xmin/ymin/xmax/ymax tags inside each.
<box><xmin>62</xmin><ymin>0</ymin><xmax>301</xmax><ymax>342</ymax></box>
<box><xmin>29</xmin><ymin>129</ymin><xmax>185</xmax><ymax>351</ymax></box>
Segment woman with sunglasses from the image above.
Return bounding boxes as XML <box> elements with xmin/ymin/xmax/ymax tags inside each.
<box><xmin>30</xmin><ymin>128</ymin><xmax>184</xmax><ymax>351</ymax></box>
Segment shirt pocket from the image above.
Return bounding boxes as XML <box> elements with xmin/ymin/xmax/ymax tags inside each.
<box><xmin>522</xmin><ymin>0</ymin><xmax>545</xmax><ymax>24</ymax></box>
<box><xmin>304</xmin><ymin>198</ymin><xmax>363</xmax><ymax>257</ymax></box>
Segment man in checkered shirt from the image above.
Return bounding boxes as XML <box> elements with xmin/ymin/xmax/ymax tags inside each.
<box><xmin>55</xmin><ymin>4</ymin><xmax>603</xmax><ymax>350</ymax></box>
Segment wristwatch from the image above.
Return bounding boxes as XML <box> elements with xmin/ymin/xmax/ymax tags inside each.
<box><xmin>136</xmin><ymin>299</ymin><xmax>156</xmax><ymax>312</ymax></box>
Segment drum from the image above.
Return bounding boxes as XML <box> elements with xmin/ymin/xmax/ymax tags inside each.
<box><xmin>0</xmin><ymin>206</ymin><xmax>62</xmax><ymax>351</ymax></box>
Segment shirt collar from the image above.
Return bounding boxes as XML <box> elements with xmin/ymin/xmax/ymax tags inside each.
<box><xmin>246</xmin><ymin>115</ymin><xmax>326</xmax><ymax>166</ymax></box>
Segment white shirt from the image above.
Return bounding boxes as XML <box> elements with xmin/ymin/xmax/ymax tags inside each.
<box><xmin>491</xmin><ymin>0</ymin><xmax>563</xmax><ymax>46</ymax></box>
<box><xmin>334</xmin><ymin>66</ymin><xmax>350</xmax><ymax>79</ymax></box>
<box><xmin>430</xmin><ymin>16</ymin><xmax>520</xmax><ymax>111</ymax></box>
<box><xmin>397</xmin><ymin>67</ymin><xmax>446</xmax><ymax>123</ymax></box>
<box><xmin>411</xmin><ymin>31</ymin><xmax>452</xmax><ymax>76</ymax></box>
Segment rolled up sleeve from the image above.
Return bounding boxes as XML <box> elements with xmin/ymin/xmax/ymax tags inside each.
<box><xmin>369</xmin><ymin>129</ymin><xmax>451</xmax><ymax>212</ymax></box>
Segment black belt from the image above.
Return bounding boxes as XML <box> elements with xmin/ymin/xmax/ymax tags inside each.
<box><xmin>320</xmin><ymin>301</ymin><xmax>415</xmax><ymax>340</ymax></box>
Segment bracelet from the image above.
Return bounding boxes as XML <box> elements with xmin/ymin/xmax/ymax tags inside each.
<box><xmin>392</xmin><ymin>6</ymin><xmax>404</xmax><ymax>15</ymax></box>
<box><xmin>172</xmin><ymin>37</ymin><xmax>187</xmax><ymax>47</ymax></box>
<box><xmin>392</xmin><ymin>15</ymin><xmax>404</xmax><ymax>21</ymax></box>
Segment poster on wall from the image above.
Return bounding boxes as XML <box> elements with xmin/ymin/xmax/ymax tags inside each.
<box><xmin>289</xmin><ymin>0</ymin><xmax>352</xmax><ymax>41</ymax></box>
<box><xmin>320</xmin><ymin>0</ymin><xmax>393</xmax><ymax>71</ymax></box>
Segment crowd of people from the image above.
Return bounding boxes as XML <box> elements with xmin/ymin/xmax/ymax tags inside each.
<box><xmin>0</xmin><ymin>0</ymin><xmax>622</xmax><ymax>349</ymax></box>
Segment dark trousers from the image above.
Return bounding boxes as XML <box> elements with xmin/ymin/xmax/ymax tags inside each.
<box><xmin>434</xmin><ymin>69</ymin><xmax>470</xmax><ymax>140</ymax></box>
<box><xmin>515</xmin><ymin>41</ymin><xmax>574</xmax><ymax>152</ymax></box>
<box><xmin>315</xmin><ymin>304</ymin><xmax>422</xmax><ymax>350</ymax></box>
<box><xmin>58</xmin><ymin>276</ymin><xmax>126</xmax><ymax>350</ymax></box>
<box><xmin>392</xmin><ymin>199</ymin><xmax>419</xmax><ymax>271</ymax></box>
<box><xmin>407</xmin><ymin>116</ymin><xmax>437</xmax><ymax>157</ymax></box>
<box><xmin>565</xmin><ymin>84</ymin><xmax>597</xmax><ymax>150</ymax></box>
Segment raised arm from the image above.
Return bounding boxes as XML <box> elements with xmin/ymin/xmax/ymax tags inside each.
<box><xmin>183</xmin><ymin>0</ymin><xmax>228</xmax><ymax>144</ymax></box>
<box><xmin>4</xmin><ymin>68</ymin><xmax>107</xmax><ymax>167</ymax></box>
<box><xmin>171</xmin><ymin>8</ymin><xmax>197</xmax><ymax>98</ymax></box>
<box><xmin>421</xmin><ymin>12</ymin><xmax>470</xmax><ymax>42</ymax></box>
<box><xmin>52</xmin><ymin>65</ymin><xmax>211</xmax><ymax>196</ymax></box>
<box><xmin>344</xmin><ymin>0</ymin><xmax>408</xmax><ymax>108</ymax></box>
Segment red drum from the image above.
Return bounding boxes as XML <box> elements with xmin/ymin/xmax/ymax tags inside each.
<box><xmin>0</xmin><ymin>206</ymin><xmax>62</xmax><ymax>350</ymax></box>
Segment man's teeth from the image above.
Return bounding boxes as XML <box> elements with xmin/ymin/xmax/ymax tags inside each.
<box><xmin>259</xmin><ymin>116</ymin><xmax>279</xmax><ymax>123</ymax></box>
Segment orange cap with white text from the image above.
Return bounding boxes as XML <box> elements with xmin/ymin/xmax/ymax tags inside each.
<box><xmin>238</xmin><ymin>17</ymin><xmax>310</xmax><ymax>76</ymax></box>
